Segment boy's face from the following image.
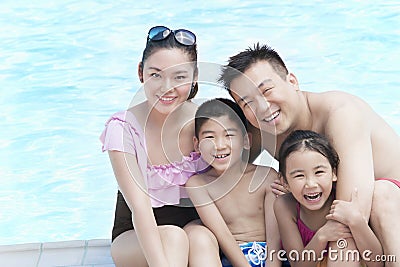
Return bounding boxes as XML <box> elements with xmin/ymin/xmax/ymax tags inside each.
<box><xmin>229</xmin><ymin>60</ymin><xmax>300</xmax><ymax>136</ymax></box>
<box><xmin>194</xmin><ymin>115</ymin><xmax>249</xmax><ymax>175</ymax></box>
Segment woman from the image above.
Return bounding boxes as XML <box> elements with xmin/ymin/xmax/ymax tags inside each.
<box><xmin>100</xmin><ymin>26</ymin><xmax>220</xmax><ymax>267</ymax></box>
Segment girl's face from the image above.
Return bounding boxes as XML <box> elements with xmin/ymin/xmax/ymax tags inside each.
<box><xmin>141</xmin><ymin>48</ymin><xmax>196</xmax><ymax>115</ymax></box>
<box><xmin>194</xmin><ymin>115</ymin><xmax>249</xmax><ymax>175</ymax></box>
<box><xmin>284</xmin><ymin>149</ymin><xmax>337</xmax><ymax>211</ymax></box>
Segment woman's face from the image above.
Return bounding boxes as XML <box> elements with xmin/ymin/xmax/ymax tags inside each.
<box><xmin>141</xmin><ymin>48</ymin><xmax>196</xmax><ymax>115</ymax></box>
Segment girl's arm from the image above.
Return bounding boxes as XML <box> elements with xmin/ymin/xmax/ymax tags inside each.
<box><xmin>327</xmin><ymin>188</ymin><xmax>384</xmax><ymax>267</ymax></box>
<box><xmin>109</xmin><ymin>151</ymin><xmax>169</xmax><ymax>267</ymax></box>
<box><xmin>186</xmin><ymin>176</ymin><xmax>251</xmax><ymax>267</ymax></box>
<box><xmin>274</xmin><ymin>194</ymin><xmax>352</xmax><ymax>267</ymax></box>
<box><xmin>264</xmin><ymin>171</ymin><xmax>283</xmax><ymax>267</ymax></box>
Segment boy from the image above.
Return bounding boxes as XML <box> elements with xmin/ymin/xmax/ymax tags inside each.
<box><xmin>185</xmin><ymin>98</ymin><xmax>281</xmax><ymax>267</ymax></box>
<box><xmin>219</xmin><ymin>43</ymin><xmax>400</xmax><ymax>264</ymax></box>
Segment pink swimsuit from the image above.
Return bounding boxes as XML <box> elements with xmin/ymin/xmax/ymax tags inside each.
<box><xmin>100</xmin><ymin>111</ymin><xmax>209</xmax><ymax>241</ymax></box>
<box><xmin>296</xmin><ymin>202</ymin><xmax>317</xmax><ymax>246</ymax></box>
<box><xmin>100</xmin><ymin>110</ymin><xmax>208</xmax><ymax>207</ymax></box>
<box><xmin>376</xmin><ymin>178</ymin><xmax>400</xmax><ymax>188</ymax></box>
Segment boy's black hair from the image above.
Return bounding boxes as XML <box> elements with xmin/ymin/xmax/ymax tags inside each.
<box><xmin>195</xmin><ymin>98</ymin><xmax>248</xmax><ymax>138</ymax></box>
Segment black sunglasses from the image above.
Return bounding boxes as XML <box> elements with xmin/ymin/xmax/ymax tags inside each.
<box><xmin>147</xmin><ymin>26</ymin><xmax>196</xmax><ymax>46</ymax></box>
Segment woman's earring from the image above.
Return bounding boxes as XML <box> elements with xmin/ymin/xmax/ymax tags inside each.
<box><xmin>189</xmin><ymin>83</ymin><xmax>195</xmax><ymax>95</ymax></box>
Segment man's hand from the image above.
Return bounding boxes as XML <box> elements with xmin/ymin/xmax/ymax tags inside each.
<box><xmin>270</xmin><ymin>179</ymin><xmax>290</xmax><ymax>197</ymax></box>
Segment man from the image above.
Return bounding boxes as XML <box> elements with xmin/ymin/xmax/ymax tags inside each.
<box><xmin>219</xmin><ymin>43</ymin><xmax>400</xmax><ymax>265</ymax></box>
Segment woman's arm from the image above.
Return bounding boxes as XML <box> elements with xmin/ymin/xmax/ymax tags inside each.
<box><xmin>327</xmin><ymin>188</ymin><xmax>384</xmax><ymax>267</ymax></box>
<box><xmin>186</xmin><ymin>176</ymin><xmax>251</xmax><ymax>267</ymax></box>
<box><xmin>109</xmin><ymin>151</ymin><xmax>169</xmax><ymax>267</ymax></box>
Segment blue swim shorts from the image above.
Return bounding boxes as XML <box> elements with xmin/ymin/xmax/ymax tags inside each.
<box><xmin>221</xmin><ymin>241</ymin><xmax>267</xmax><ymax>267</ymax></box>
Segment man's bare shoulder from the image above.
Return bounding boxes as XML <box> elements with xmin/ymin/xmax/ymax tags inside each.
<box><xmin>307</xmin><ymin>90</ymin><xmax>368</xmax><ymax>110</ymax></box>
<box><xmin>305</xmin><ymin>91</ymin><xmax>374</xmax><ymax>131</ymax></box>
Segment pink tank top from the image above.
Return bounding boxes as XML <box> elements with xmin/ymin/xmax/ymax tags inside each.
<box><xmin>99</xmin><ymin>110</ymin><xmax>209</xmax><ymax>207</ymax></box>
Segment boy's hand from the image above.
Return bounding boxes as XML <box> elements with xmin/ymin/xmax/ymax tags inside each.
<box><xmin>270</xmin><ymin>179</ymin><xmax>290</xmax><ymax>197</ymax></box>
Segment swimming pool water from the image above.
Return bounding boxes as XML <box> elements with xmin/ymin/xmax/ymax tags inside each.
<box><xmin>1</xmin><ymin>0</ymin><xmax>399</xmax><ymax>245</ymax></box>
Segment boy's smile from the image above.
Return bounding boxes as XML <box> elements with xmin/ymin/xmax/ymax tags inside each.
<box><xmin>196</xmin><ymin>115</ymin><xmax>247</xmax><ymax>176</ymax></box>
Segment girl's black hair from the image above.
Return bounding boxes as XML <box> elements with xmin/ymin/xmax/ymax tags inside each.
<box><xmin>140</xmin><ymin>31</ymin><xmax>198</xmax><ymax>99</ymax></box>
<box><xmin>278</xmin><ymin>130</ymin><xmax>339</xmax><ymax>181</ymax></box>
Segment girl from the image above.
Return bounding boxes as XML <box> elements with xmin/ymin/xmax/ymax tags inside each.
<box><xmin>274</xmin><ymin>130</ymin><xmax>383</xmax><ymax>267</ymax></box>
<box><xmin>100</xmin><ymin>26</ymin><xmax>220</xmax><ymax>267</ymax></box>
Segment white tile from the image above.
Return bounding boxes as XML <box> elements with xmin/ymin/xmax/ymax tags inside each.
<box><xmin>0</xmin><ymin>243</ymin><xmax>41</xmax><ymax>267</ymax></box>
<box><xmin>83</xmin><ymin>239</ymin><xmax>113</xmax><ymax>265</ymax></box>
<box><xmin>38</xmin><ymin>240</ymin><xmax>86</xmax><ymax>267</ymax></box>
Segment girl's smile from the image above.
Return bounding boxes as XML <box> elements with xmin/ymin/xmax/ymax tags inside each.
<box><xmin>285</xmin><ymin>149</ymin><xmax>337</xmax><ymax>210</ymax></box>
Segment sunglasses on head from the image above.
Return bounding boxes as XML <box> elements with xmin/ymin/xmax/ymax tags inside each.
<box><xmin>147</xmin><ymin>26</ymin><xmax>196</xmax><ymax>46</ymax></box>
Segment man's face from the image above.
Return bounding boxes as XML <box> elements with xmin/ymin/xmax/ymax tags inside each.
<box><xmin>229</xmin><ymin>60</ymin><xmax>299</xmax><ymax>136</ymax></box>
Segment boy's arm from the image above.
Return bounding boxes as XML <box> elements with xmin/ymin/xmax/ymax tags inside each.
<box><xmin>264</xmin><ymin>181</ymin><xmax>281</xmax><ymax>266</ymax></box>
<box><xmin>109</xmin><ymin>151</ymin><xmax>169</xmax><ymax>267</ymax></box>
<box><xmin>186</xmin><ymin>176</ymin><xmax>251</xmax><ymax>267</ymax></box>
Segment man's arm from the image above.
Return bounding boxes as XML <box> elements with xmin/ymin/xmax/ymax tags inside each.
<box><xmin>325</xmin><ymin>104</ymin><xmax>375</xmax><ymax>218</ymax></box>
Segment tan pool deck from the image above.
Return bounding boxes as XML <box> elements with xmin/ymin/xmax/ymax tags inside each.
<box><xmin>0</xmin><ymin>239</ymin><xmax>115</xmax><ymax>267</ymax></box>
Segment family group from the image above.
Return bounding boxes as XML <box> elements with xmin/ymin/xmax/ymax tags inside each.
<box><xmin>100</xmin><ymin>26</ymin><xmax>400</xmax><ymax>267</ymax></box>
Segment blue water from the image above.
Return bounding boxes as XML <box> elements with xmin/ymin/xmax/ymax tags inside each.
<box><xmin>0</xmin><ymin>1</ymin><xmax>399</xmax><ymax>245</ymax></box>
